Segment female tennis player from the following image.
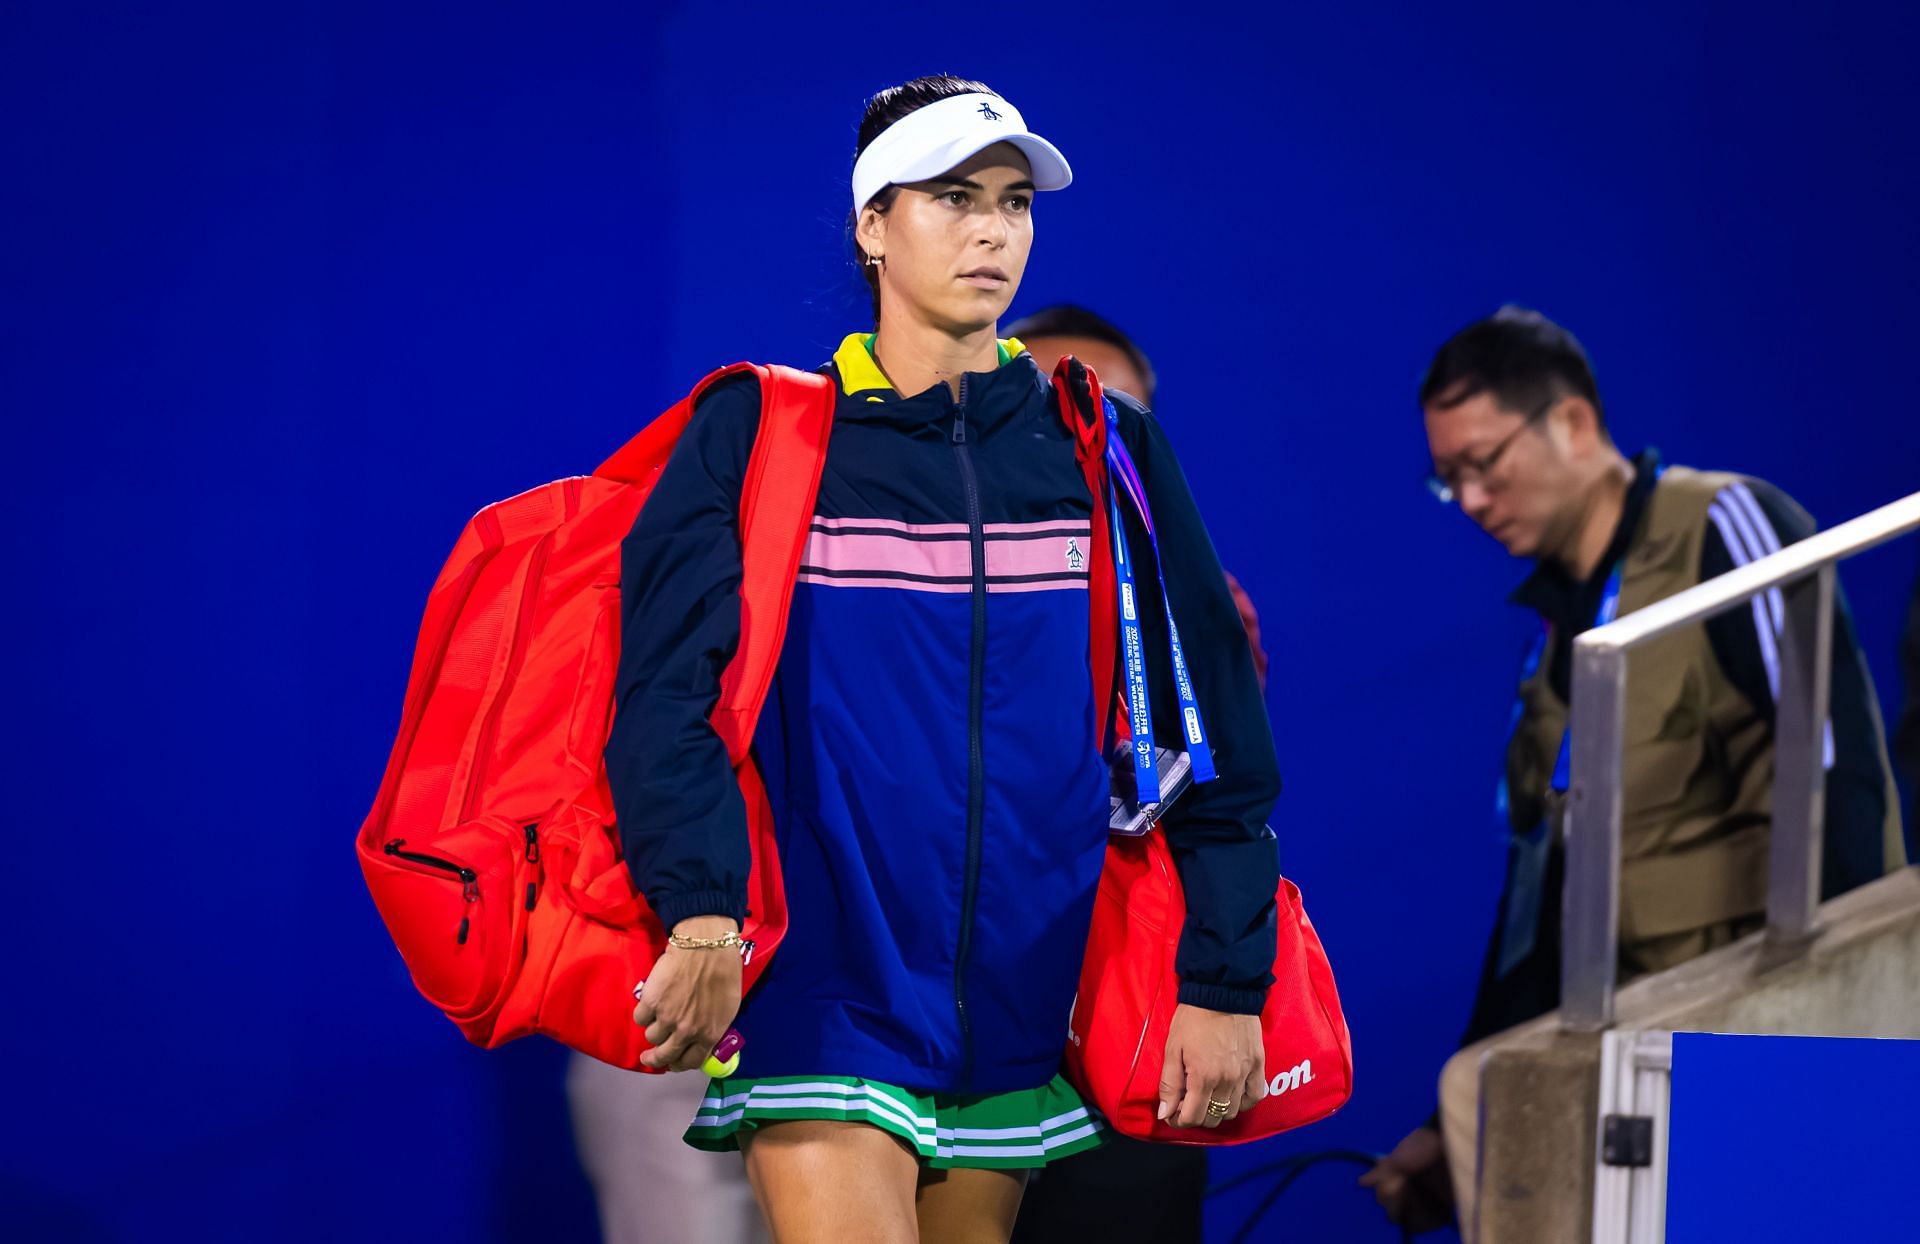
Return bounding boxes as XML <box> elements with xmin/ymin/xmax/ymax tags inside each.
<box><xmin>607</xmin><ymin>75</ymin><xmax>1281</xmax><ymax>1242</ymax></box>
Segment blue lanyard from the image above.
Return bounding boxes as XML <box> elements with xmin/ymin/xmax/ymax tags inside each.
<box><xmin>1491</xmin><ymin>564</ymin><xmax>1623</xmax><ymax>978</ymax></box>
<box><xmin>1507</xmin><ymin>459</ymin><xmax>1664</xmax><ymax>809</ymax></box>
<box><xmin>1505</xmin><ymin>561</ymin><xmax>1626</xmax><ymax>804</ymax></box>
<box><xmin>1491</xmin><ymin>463</ymin><xmax>1661</xmax><ymax>977</ymax></box>
<box><xmin>1102</xmin><ymin>398</ymin><xmax>1217</xmax><ymax>807</ymax></box>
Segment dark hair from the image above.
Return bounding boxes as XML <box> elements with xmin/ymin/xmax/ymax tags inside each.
<box><xmin>1419</xmin><ymin>306</ymin><xmax>1608</xmax><ymax>436</ymax></box>
<box><xmin>850</xmin><ymin>75</ymin><xmax>997</xmax><ymax>320</ymax></box>
<box><xmin>1004</xmin><ymin>304</ymin><xmax>1157</xmax><ymax>404</ymax></box>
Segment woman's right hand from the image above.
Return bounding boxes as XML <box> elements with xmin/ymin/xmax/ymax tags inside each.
<box><xmin>632</xmin><ymin>915</ymin><xmax>744</xmax><ymax>1071</ymax></box>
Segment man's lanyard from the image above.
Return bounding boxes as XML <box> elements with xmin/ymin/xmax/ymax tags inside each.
<box><xmin>1491</xmin><ymin>461</ymin><xmax>1664</xmax><ymax>979</ymax></box>
<box><xmin>1103</xmin><ymin>397</ymin><xmax>1217</xmax><ymax>807</ymax></box>
<box><xmin>1512</xmin><ymin>562</ymin><xmax>1626</xmax><ymax>798</ymax></box>
<box><xmin>1491</xmin><ymin>564</ymin><xmax>1625</xmax><ymax>978</ymax></box>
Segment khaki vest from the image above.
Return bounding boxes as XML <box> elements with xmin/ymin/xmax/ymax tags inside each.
<box><xmin>1506</xmin><ymin>466</ymin><xmax>1902</xmax><ymax>948</ymax></box>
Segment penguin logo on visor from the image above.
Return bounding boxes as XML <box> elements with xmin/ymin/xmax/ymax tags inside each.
<box><xmin>977</xmin><ymin>101</ymin><xmax>1003</xmax><ymax>122</ymax></box>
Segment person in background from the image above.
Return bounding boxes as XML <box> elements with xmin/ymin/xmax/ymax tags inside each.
<box><xmin>1009</xmin><ymin>306</ymin><xmax>1269</xmax><ymax>692</ymax></box>
<box><xmin>567</xmin><ymin>1056</ymin><xmax>769</xmax><ymax>1244</ymax></box>
<box><xmin>1006</xmin><ymin>306</ymin><xmax>1267</xmax><ymax>1244</ymax></box>
<box><xmin>1362</xmin><ymin>307</ymin><xmax>1906</xmax><ymax>1241</ymax></box>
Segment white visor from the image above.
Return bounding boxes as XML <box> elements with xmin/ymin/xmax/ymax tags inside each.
<box><xmin>851</xmin><ymin>92</ymin><xmax>1072</xmax><ymax>213</ymax></box>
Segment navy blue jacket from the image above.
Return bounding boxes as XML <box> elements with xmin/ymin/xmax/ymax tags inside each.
<box><xmin>603</xmin><ymin>335</ymin><xmax>1281</xmax><ymax>1092</ymax></box>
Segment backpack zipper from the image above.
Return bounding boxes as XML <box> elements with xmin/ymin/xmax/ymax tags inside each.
<box><xmin>950</xmin><ymin>372</ymin><xmax>987</xmax><ymax>1091</ymax></box>
<box><xmin>523</xmin><ymin>824</ymin><xmax>540</xmax><ymax>911</ymax></box>
<box><xmin>384</xmin><ymin>839</ymin><xmax>479</xmax><ymax>943</ymax></box>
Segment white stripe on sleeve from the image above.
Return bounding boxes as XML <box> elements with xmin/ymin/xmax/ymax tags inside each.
<box><xmin>1708</xmin><ymin>497</ymin><xmax>1782</xmax><ymax>703</ymax></box>
<box><xmin>1711</xmin><ymin>484</ymin><xmax>1835</xmax><ymax>770</ymax></box>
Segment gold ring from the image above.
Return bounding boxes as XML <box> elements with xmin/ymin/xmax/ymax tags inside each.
<box><xmin>1206</xmin><ymin>1098</ymin><xmax>1232</xmax><ymax>1117</ymax></box>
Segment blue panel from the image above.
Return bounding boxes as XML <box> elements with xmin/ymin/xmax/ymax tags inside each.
<box><xmin>1668</xmin><ymin>1033</ymin><xmax>1920</xmax><ymax>1243</ymax></box>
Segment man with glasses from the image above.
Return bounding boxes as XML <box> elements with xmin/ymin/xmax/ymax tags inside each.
<box><xmin>1360</xmin><ymin>307</ymin><xmax>1905</xmax><ymax>1240</ymax></box>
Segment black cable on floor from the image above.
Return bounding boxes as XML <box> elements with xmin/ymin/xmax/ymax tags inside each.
<box><xmin>1207</xmin><ymin>1149</ymin><xmax>1414</xmax><ymax>1244</ymax></box>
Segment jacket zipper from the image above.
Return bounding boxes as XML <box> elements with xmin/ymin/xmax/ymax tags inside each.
<box><xmin>950</xmin><ymin>372</ymin><xmax>987</xmax><ymax>1091</ymax></box>
<box><xmin>383</xmin><ymin>839</ymin><xmax>479</xmax><ymax>944</ymax></box>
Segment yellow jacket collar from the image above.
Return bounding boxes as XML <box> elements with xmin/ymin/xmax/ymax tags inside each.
<box><xmin>832</xmin><ymin>333</ymin><xmax>1028</xmax><ymax>398</ymax></box>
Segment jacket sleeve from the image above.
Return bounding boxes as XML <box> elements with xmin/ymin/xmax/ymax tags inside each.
<box><xmin>1699</xmin><ymin>477</ymin><xmax>1904</xmax><ymax>896</ymax></box>
<box><xmin>1110</xmin><ymin>393</ymin><xmax>1283</xmax><ymax>1015</ymax></box>
<box><xmin>603</xmin><ymin>375</ymin><xmax>763</xmax><ymax>930</ymax></box>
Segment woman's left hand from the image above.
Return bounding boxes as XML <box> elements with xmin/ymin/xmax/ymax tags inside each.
<box><xmin>1157</xmin><ymin>1004</ymin><xmax>1267</xmax><ymax>1128</ymax></box>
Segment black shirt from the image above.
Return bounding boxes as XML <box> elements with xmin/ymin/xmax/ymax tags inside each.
<box><xmin>1898</xmin><ymin>567</ymin><xmax>1920</xmax><ymax>831</ymax></box>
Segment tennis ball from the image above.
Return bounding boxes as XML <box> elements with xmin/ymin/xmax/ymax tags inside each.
<box><xmin>702</xmin><ymin>1050</ymin><xmax>742</xmax><ymax>1078</ymax></box>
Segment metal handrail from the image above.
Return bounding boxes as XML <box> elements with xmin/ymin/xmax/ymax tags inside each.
<box><xmin>1561</xmin><ymin>489</ymin><xmax>1920</xmax><ymax>1031</ymax></box>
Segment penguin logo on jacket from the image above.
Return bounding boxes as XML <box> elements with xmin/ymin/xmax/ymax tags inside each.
<box><xmin>1065</xmin><ymin>537</ymin><xmax>1085</xmax><ymax>572</ymax></box>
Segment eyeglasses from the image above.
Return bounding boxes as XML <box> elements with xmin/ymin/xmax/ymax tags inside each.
<box><xmin>1426</xmin><ymin>395</ymin><xmax>1557</xmax><ymax>505</ymax></box>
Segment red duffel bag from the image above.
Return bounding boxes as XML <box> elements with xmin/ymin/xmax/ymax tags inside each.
<box><xmin>1065</xmin><ymin>834</ymin><xmax>1353</xmax><ymax>1142</ymax></box>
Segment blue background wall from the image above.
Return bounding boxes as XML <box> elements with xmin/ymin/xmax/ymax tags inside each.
<box><xmin>1666</xmin><ymin>1034</ymin><xmax>1920</xmax><ymax>1243</ymax></box>
<box><xmin>6</xmin><ymin>3</ymin><xmax>1916</xmax><ymax>1241</ymax></box>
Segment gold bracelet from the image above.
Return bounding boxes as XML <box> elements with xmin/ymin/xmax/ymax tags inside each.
<box><xmin>667</xmin><ymin>930</ymin><xmax>747</xmax><ymax>952</ymax></box>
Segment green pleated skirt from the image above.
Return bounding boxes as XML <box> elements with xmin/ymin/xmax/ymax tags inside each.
<box><xmin>684</xmin><ymin>1073</ymin><xmax>1108</xmax><ymax>1170</ymax></box>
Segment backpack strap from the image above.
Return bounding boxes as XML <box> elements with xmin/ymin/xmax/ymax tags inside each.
<box><xmin>713</xmin><ymin>365</ymin><xmax>836</xmax><ymax>759</ymax></box>
<box><xmin>1050</xmin><ymin>356</ymin><xmax>1119</xmax><ymax>752</ymax></box>
<box><xmin>593</xmin><ymin>363</ymin><xmax>835</xmax><ymax>762</ymax></box>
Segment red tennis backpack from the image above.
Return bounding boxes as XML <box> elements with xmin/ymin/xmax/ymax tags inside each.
<box><xmin>357</xmin><ymin>358</ymin><xmax>1350</xmax><ymax>1142</ymax></box>
<box><xmin>355</xmin><ymin>362</ymin><xmax>832</xmax><ymax>1071</ymax></box>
